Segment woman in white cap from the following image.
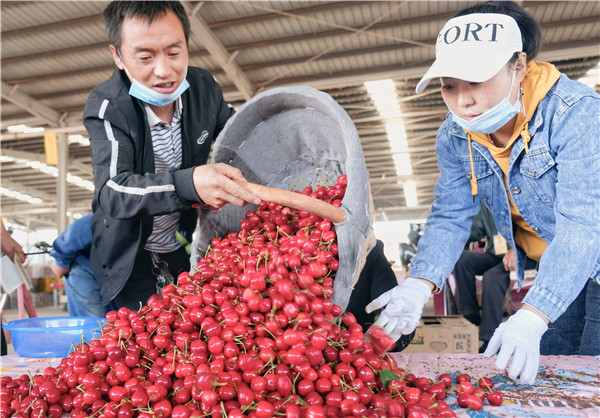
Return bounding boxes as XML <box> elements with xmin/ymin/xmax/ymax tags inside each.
<box><xmin>367</xmin><ymin>1</ymin><xmax>600</xmax><ymax>384</ymax></box>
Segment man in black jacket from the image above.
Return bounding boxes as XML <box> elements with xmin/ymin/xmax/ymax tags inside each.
<box><xmin>83</xmin><ymin>1</ymin><xmax>259</xmax><ymax>310</ymax></box>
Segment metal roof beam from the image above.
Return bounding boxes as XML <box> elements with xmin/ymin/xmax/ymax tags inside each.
<box><xmin>0</xmin><ymin>202</ymin><xmax>90</xmax><ymax>213</ymax></box>
<box><xmin>222</xmin><ymin>39</ymin><xmax>600</xmax><ymax>101</ymax></box>
<box><xmin>1</xmin><ymin>13</ymin><xmax>102</xmax><ymax>38</ymax></box>
<box><xmin>1</xmin><ymin>81</ymin><xmax>62</xmax><ymax>126</ymax></box>
<box><xmin>32</xmin><ymin>87</ymin><xmax>96</xmax><ymax>101</ymax></box>
<box><xmin>353</xmin><ymin>108</ymin><xmax>448</xmax><ymax>124</ymax></box>
<box><xmin>538</xmin><ymin>42</ymin><xmax>600</xmax><ymax>63</ymax></box>
<box><xmin>1</xmin><ymin>178</ymin><xmax>55</xmax><ymax>202</ymax></box>
<box><xmin>0</xmin><ymin>124</ymin><xmax>87</xmax><ymax>141</ymax></box>
<box><xmin>1</xmin><ymin>148</ymin><xmax>47</xmax><ymax>164</ymax></box>
<box><xmin>1</xmin><ymin>113</ymin><xmax>83</xmax><ymax>131</ymax></box>
<box><xmin>0</xmin><ymin>116</ymin><xmax>46</xmax><ymax>130</ymax></box>
<box><xmin>2</xmin><ymin>41</ymin><xmax>108</xmax><ymax>65</ymax></box>
<box><xmin>209</xmin><ymin>1</ymin><xmax>370</xmax><ymax>30</ymax></box>
<box><xmin>7</xmin><ymin>65</ymin><xmax>113</xmax><ymax>85</ymax></box>
<box><xmin>0</xmin><ymin>211</ymin><xmax>58</xmax><ymax>228</ymax></box>
<box><xmin>1</xmin><ymin>148</ymin><xmax>91</xmax><ymax>177</ymax></box>
<box><xmin>2</xmin><ymin>2</ymin><xmax>596</xmax><ymax>59</ymax></box>
<box><xmin>369</xmin><ymin>173</ymin><xmax>440</xmax><ymax>184</ymax></box>
<box><xmin>186</xmin><ymin>3</ymin><xmax>255</xmax><ymax>101</ymax></box>
<box><xmin>373</xmin><ymin>205</ymin><xmax>432</xmax><ymax>222</ymax></box>
<box><xmin>5</xmin><ymin>32</ymin><xmax>598</xmax><ymax>95</ymax></box>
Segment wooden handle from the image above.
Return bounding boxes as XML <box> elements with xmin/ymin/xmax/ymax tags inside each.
<box><xmin>234</xmin><ymin>180</ymin><xmax>346</xmax><ymax>223</ymax></box>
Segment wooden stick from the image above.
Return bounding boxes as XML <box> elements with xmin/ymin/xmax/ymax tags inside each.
<box><xmin>234</xmin><ymin>180</ymin><xmax>346</xmax><ymax>223</ymax></box>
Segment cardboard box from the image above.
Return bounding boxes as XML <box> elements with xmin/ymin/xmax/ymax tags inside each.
<box><xmin>36</xmin><ymin>277</ymin><xmax>62</xmax><ymax>293</ymax></box>
<box><xmin>402</xmin><ymin>316</ymin><xmax>478</xmax><ymax>354</ymax></box>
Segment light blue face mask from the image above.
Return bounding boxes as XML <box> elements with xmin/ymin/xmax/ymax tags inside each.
<box><xmin>451</xmin><ymin>67</ymin><xmax>521</xmax><ymax>134</ymax></box>
<box><xmin>119</xmin><ymin>55</ymin><xmax>189</xmax><ymax>107</ymax></box>
<box><xmin>128</xmin><ymin>77</ymin><xmax>190</xmax><ymax>107</ymax></box>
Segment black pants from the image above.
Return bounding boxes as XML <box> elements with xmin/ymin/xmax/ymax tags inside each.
<box><xmin>109</xmin><ymin>247</ymin><xmax>190</xmax><ymax>311</ymax></box>
<box><xmin>540</xmin><ymin>279</ymin><xmax>600</xmax><ymax>356</ymax></box>
<box><xmin>454</xmin><ymin>250</ymin><xmax>536</xmax><ymax>341</ymax></box>
<box><xmin>346</xmin><ymin>240</ymin><xmax>415</xmax><ymax>351</ymax></box>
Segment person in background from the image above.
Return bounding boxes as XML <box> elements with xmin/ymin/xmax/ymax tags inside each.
<box><xmin>398</xmin><ymin>226</ymin><xmax>422</xmax><ymax>274</ymax></box>
<box><xmin>346</xmin><ymin>240</ymin><xmax>414</xmax><ymax>352</ymax></box>
<box><xmin>1</xmin><ymin>220</ymin><xmax>26</xmax><ymax>355</ymax></box>
<box><xmin>454</xmin><ymin>203</ymin><xmax>537</xmax><ymax>352</ymax></box>
<box><xmin>83</xmin><ymin>1</ymin><xmax>259</xmax><ymax>311</ymax></box>
<box><xmin>367</xmin><ymin>1</ymin><xmax>600</xmax><ymax>384</ymax></box>
<box><xmin>50</xmin><ymin>214</ymin><xmax>108</xmax><ymax>318</ymax></box>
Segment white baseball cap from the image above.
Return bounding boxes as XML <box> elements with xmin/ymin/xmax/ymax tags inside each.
<box><xmin>416</xmin><ymin>13</ymin><xmax>523</xmax><ymax>94</ymax></box>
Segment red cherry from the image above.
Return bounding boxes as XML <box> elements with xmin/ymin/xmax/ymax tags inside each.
<box><xmin>487</xmin><ymin>391</ymin><xmax>504</xmax><ymax>406</ymax></box>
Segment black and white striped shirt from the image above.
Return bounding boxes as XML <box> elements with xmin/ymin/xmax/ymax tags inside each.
<box><xmin>144</xmin><ymin>99</ymin><xmax>183</xmax><ymax>253</ymax></box>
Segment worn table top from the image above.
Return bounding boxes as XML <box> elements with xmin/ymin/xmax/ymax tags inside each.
<box><xmin>1</xmin><ymin>353</ymin><xmax>599</xmax><ymax>417</ymax></box>
<box><xmin>391</xmin><ymin>353</ymin><xmax>600</xmax><ymax>417</ymax></box>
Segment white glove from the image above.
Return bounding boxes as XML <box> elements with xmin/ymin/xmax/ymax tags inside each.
<box><xmin>365</xmin><ymin>278</ymin><xmax>432</xmax><ymax>342</ymax></box>
<box><xmin>483</xmin><ymin>309</ymin><xmax>548</xmax><ymax>385</ymax></box>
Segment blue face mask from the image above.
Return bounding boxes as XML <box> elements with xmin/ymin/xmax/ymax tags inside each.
<box><xmin>128</xmin><ymin>77</ymin><xmax>190</xmax><ymax>107</ymax></box>
<box><xmin>451</xmin><ymin>67</ymin><xmax>521</xmax><ymax>134</ymax></box>
<box><xmin>119</xmin><ymin>56</ymin><xmax>189</xmax><ymax>107</ymax></box>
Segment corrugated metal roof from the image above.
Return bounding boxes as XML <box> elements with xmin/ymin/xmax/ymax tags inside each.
<box><xmin>1</xmin><ymin>0</ymin><xmax>599</xmax><ymax>230</ymax></box>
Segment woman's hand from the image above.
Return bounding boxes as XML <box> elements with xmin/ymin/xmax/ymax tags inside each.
<box><xmin>483</xmin><ymin>307</ymin><xmax>549</xmax><ymax>385</ymax></box>
<box><xmin>1</xmin><ymin>221</ymin><xmax>26</xmax><ymax>263</ymax></box>
<box><xmin>365</xmin><ymin>278</ymin><xmax>433</xmax><ymax>341</ymax></box>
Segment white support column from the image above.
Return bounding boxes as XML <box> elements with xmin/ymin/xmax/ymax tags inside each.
<box><xmin>57</xmin><ymin>132</ymin><xmax>69</xmax><ymax>232</ymax></box>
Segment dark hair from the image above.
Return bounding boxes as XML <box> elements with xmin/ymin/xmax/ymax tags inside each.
<box><xmin>103</xmin><ymin>1</ymin><xmax>191</xmax><ymax>52</ymax></box>
<box><xmin>455</xmin><ymin>1</ymin><xmax>542</xmax><ymax>63</ymax></box>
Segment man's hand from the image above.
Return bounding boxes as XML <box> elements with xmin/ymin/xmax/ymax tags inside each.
<box><xmin>1</xmin><ymin>221</ymin><xmax>26</xmax><ymax>263</ymax></box>
<box><xmin>50</xmin><ymin>261</ymin><xmax>70</xmax><ymax>278</ymax></box>
<box><xmin>483</xmin><ymin>308</ymin><xmax>548</xmax><ymax>385</ymax></box>
<box><xmin>192</xmin><ymin>163</ymin><xmax>260</xmax><ymax>209</ymax></box>
<box><xmin>502</xmin><ymin>248</ymin><xmax>516</xmax><ymax>271</ymax></box>
<box><xmin>365</xmin><ymin>278</ymin><xmax>433</xmax><ymax>341</ymax></box>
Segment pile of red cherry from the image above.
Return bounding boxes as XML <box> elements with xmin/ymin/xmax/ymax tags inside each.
<box><xmin>0</xmin><ymin>175</ymin><xmax>502</xmax><ymax>417</ymax></box>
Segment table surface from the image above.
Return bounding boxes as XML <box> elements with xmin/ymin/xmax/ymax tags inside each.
<box><xmin>1</xmin><ymin>353</ymin><xmax>599</xmax><ymax>417</ymax></box>
<box><xmin>391</xmin><ymin>353</ymin><xmax>600</xmax><ymax>417</ymax></box>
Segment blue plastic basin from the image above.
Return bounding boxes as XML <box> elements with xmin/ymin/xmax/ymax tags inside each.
<box><xmin>3</xmin><ymin>316</ymin><xmax>105</xmax><ymax>358</ymax></box>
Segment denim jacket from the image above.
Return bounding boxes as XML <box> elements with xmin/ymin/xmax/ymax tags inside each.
<box><xmin>50</xmin><ymin>213</ymin><xmax>93</xmax><ymax>280</ymax></box>
<box><xmin>409</xmin><ymin>74</ymin><xmax>600</xmax><ymax>322</ymax></box>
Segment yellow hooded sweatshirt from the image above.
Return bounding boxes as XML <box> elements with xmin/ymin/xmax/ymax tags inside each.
<box><xmin>466</xmin><ymin>61</ymin><xmax>561</xmax><ymax>261</ymax></box>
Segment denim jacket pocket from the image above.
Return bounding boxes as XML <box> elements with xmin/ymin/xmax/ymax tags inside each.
<box><xmin>518</xmin><ymin>149</ymin><xmax>557</xmax><ymax>206</ymax></box>
<box><xmin>459</xmin><ymin>156</ymin><xmax>494</xmax><ymax>204</ymax></box>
